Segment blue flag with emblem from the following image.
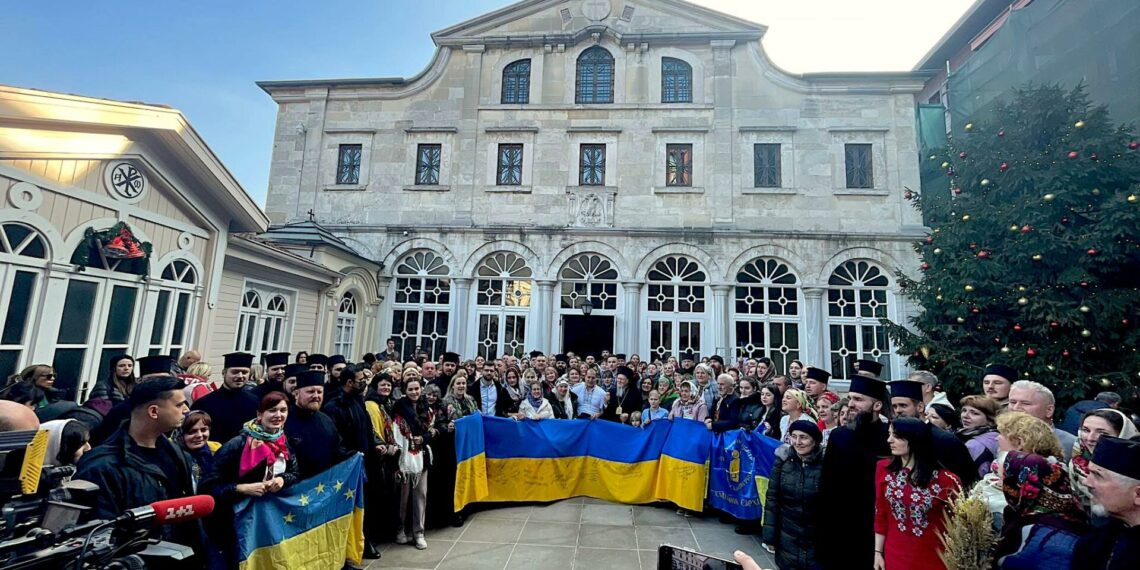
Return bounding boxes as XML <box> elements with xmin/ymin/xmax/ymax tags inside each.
<box><xmin>707</xmin><ymin>429</ymin><xmax>781</xmax><ymax>520</ymax></box>
<box><xmin>234</xmin><ymin>453</ymin><xmax>365</xmax><ymax>569</ymax></box>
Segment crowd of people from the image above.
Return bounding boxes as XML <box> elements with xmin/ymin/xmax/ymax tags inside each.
<box><xmin>1</xmin><ymin>342</ymin><xmax>1138</xmax><ymax>570</ymax></box>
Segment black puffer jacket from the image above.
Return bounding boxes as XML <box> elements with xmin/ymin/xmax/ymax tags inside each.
<box><xmin>762</xmin><ymin>443</ymin><xmax>824</xmax><ymax>570</ymax></box>
<box><xmin>735</xmin><ymin>393</ymin><xmax>764</xmax><ymax>431</ymax></box>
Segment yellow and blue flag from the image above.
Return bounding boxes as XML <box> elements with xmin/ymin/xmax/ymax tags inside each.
<box><xmin>455</xmin><ymin>414</ymin><xmax>711</xmax><ymax>511</ymax></box>
<box><xmin>235</xmin><ymin>453</ymin><xmax>366</xmax><ymax>570</ymax></box>
<box><xmin>707</xmin><ymin>429</ymin><xmax>781</xmax><ymax>520</ymax></box>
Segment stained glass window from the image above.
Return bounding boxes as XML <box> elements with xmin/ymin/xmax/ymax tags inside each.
<box><xmin>415</xmin><ymin>144</ymin><xmax>441</xmax><ymax>185</ymax></box>
<box><xmin>579</xmin><ymin>144</ymin><xmax>606</xmax><ymax>186</ymax></box>
<box><xmin>666</xmin><ymin>144</ymin><xmax>692</xmax><ymax>187</ymax></box>
<box><xmin>336</xmin><ymin>144</ymin><xmax>362</xmax><ymax>185</ymax></box>
<box><xmin>497</xmin><ymin>144</ymin><xmax>523</xmax><ymax>186</ymax></box>
<box><xmin>753</xmin><ymin>144</ymin><xmax>781</xmax><ymax>188</ymax></box>
<box><xmin>845</xmin><ymin>143</ymin><xmax>873</xmax><ymax>189</ymax></box>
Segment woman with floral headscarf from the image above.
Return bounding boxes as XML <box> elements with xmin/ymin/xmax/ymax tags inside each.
<box><xmin>778</xmin><ymin>389</ymin><xmax>819</xmax><ymax>445</ymax></box>
<box><xmin>995</xmin><ymin>451</ymin><xmax>1088</xmax><ymax>569</ymax></box>
<box><xmin>1068</xmin><ymin>408</ymin><xmax>1138</xmax><ymax>517</ymax></box>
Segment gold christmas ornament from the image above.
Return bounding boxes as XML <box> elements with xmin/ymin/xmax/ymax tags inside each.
<box><xmin>941</xmin><ymin>161</ymin><xmax>951</xmax><ymax>169</ymax></box>
<box><xmin>964</xmin><ymin>285</ymin><xmax>975</xmax><ymax>292</ymax></box>
<box><xmin>1043</xmin><ymin>193</ymin><xmax>1056</xmax><ymax>202</ymax></box>
<box><xmin>1010</xmin><ymin>224</ymin><xmax>1020</xmax><ymax>231</ymax></box>
<box><xmin>1018</xmin><ymin>286</ymin><xmax>1028</xmax><ymax>292</ymax></box>
<box><xmin>980</xmin><ymin>179</ymin><xmax>991</xmax><ymax>187</ymax></box>
<box><xmin>1092</xmin><ymin>188</ymin><xmax>1101</xmax><ymax>196</ymax></box>
<box><xmin>1000</xmin><ymin>346</ymin><xmax>1010</xmax><ymax>353</ymax></box>
<box><xmin>1128</xmin><ymin>194</ymin><xmax>1138</xmax><ymax>203</ymax></box>
<box><xmin>920</xmin><ymin>346</ymin><xmax>932</xmax><ymax>359</ymax></box>
<box><xmin>1074</xmin><ymin>120</ymin><xmax>1086</xmax><ymax>128</ymax></box>
<box><xmin>1079</xmin><ymin>305</ymin><xmax>1091</xmax><ymax>313</ymax></box>
<box><xmin>1047</xmin><ymin>365</ymin><xmax>1056</xmax><ymax>372</ymax></box>
<box><xmin>956</xmin><ymin>317</ymin><xmax>966</xmax><ymax>324</ymax></box>
<box><xmin>1018</xmin><ymin>297</ymin><xmax>1029</xmax><ymax>306</ymax></box>
<box><xmin>934</xmin><ymin>248</ymin><xmax>942</xmax><ymax>254</ymax></box>
<box><xmin>962</xmin><ymin>214</ymin><xmax>971</xmax><ymax>221</ymax></box>
<box><xmin>936</xmin><ymin>294</ymin><xmax>944</xmax><ymax>301</ymax></box>
<box><xmin>965</xmin><ymin>123</ymin><xmax>974</xmax><ymax>131</ymax></box>
<box><xmin>1032</xmin><ymin>254</ymin><xmax>1043</xmax><ymax>261</ymax></box>
<box><xmin>1081</xmin><ymin>329</ymin><xmax>1092</xmax><ymax>337</ymax></box>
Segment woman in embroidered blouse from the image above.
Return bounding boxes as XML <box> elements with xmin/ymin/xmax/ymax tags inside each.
<box><xmin>873</xmin><ymin>418</ymin><xmax>960</xmax><ymax>570</ymax></box>
<box><xmin>668</xmin><ymin>380</ymin><xmax>707</xmax><ymax>422</ymax></box>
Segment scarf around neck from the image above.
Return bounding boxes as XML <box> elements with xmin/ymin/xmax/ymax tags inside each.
<box><xmin>239</xmin><ymin>419</ymin><xmax>288</xmax><ymax>478</ymax></box>
<box><xmin>526</xmin><ymin>390</ymin><xmax>545</xmax><ymax>410</ymax></box>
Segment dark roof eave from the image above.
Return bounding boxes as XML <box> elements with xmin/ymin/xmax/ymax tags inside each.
<box><xmin>912</xmin><ymin>0</ymin><xmax>1010</xmax><ymax>71</ymax></box>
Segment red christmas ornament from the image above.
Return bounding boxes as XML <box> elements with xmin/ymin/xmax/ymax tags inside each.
<box><xmin>1079</xmin><ymin>281</ymin><xmax>1090</xmax><ymax>288</ymax></box>
<box><xmin>1050</xmin><ymin>321</ymin><xmax>1060</xmax><ymax>329</ymax></box>
<box><xmin>971</xmin><ymin>307</ymin><xmax>981</xmax><ymax>315</ymax></box>
<box><xmin>1061</xmin><ymin>216</ymin><xmax>1070</xmax><ymax>225</ymax></box>
<box><xmin>998</xmin><ymin>130</ymin><xmax>1006</xmax><ymax>137</ymax></box>
<box><xmin>959</xmin><ymin>152</ymin><xmax>968</xmax><ymax>159</ymax></box>
<box><xmin>1000</xmin><ymin>162</ymin><xmax>1009</xmax><ymax>172</ymax></box>
<box><xmin>1021</xmin><ymin>224</ymin><xmax>1032</xmax><ymax>233</ymax></box>
<box><xmin>994</xmin><ymin>337</ymin><xmax>1002</xmax><ymax>345</ymax></box>
<box><xmin>1062</xmin><ymin>350</ymin><xmax>1072</xmax><ymax>358</ymax></box>
<box><xmin>1090</xmin><ymin>153</ymin><xmax>1099</xmax><ymax>161</ymax></box>
<box><xmin>1123</xmin><ymin>318</ymin><xmax>1131</xmax><ymax>326</ymax></box>
<box><xmin>1026</xmin><ymin>347</ymin><xmax>1037</xmax><ymax>358</ymax></box>
<box><xmin>1013</xmin><ymin>324</ymin><xmax>1023</xmax><ymax>332</ymax></box>
<box><xmin>1130</xmin><ymin>141</ymin><xmax>1140</xmax><ymax>150</ymax></box>
<box><xmin>921</xmin><ymin>262</ymin><xmax>930</xmax><ymax>270</ymax></box>
<box><xmin>969</xmin><ymin>243</ymin><xmax>978</xmax><ymax>250</ymax></box>
<box><xmin>977</xmin><ymin>251</ymin><xmax>990</xmax><ymax>259</ymax></box>
<box><xmin>953</xmin><ymin>187</ymin><xmax>963</xmax><ymax>195</ymax></box>
<box><xmin>1088</xmin><ymin>248</ymin><xmax>1099</xmax><ymax>256</ymax></box>
<box><xmin>904</xmin><ymin>190</ymin><xmax>914</xmax><ymax>199</ymax></box>
<box><xmin>1067</xmin><ymin>151</ymin><xmax>1079</xmax><ymax>159</ymax></box>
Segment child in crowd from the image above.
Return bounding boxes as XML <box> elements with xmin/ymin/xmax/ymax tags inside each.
<box><xmin>644</xmin><ymin>390</ymin><xmax>669</xmax><ymax>426</ymax></box>
<box><xmin>629</xmin><ymin>410</ymin><xmax>643</xmax><ymax>428</ymax></box>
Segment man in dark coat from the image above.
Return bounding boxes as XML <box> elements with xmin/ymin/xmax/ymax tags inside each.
<box><xmin>434</xmin><ymin>352</ymin><xmax>460</xmax><ymax>394</ymax></box>
<box><xmin>602</xmin><ymin>366</ymin><xmax>642</xmax><ymax>423</ymax></box>
<box><xmin>469</xmin><ymin>368</ymin><xmax>509</xmax><ymax>417</ymax></box>
<box><xmin>74</xmin><ymin>377</ymin><xmax>203</xmax><ymax>568</ymax></box>
<box><xmin>285</xmin><ymin>370</ymin><xmax>346</xmax><ymax>479</ymax></box>
<box><xmin>320</xmin><ymin>365</ymin><xmax>382</xmax><ymax>558</ymax></box>
<box><xmin>889</xmin><ymin>380</ymin><xmax>979</xmax><ymax>487</ymax></box>
<box><xmin>708</xmin><ymin>372</ymin><xmax>740</xmax><ymax>432</ymax></box>
<box><xmin>819</xmin><ymin>375</ymin><xmax>890</xmax><ymax>570</ymax></box>
<box><xmin>89</xmin><ymin>354</ymin><xmax>177</xmax><ymax>446</ymax></box>
<box><xmin>1074</xmin><ymin>435</ymin><xmax>1140</xmax><ymax>569</ymax></box>
<box><xmin>191</xmin><ymin>352</ymin><xmax>259</xmax><ymax>443</ymax></box>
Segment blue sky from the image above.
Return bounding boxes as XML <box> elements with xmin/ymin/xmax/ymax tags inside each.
<box><xmin>2</xmin><ymin>0</ymin><xmax>971</xmax><ymax>206</ymax></box>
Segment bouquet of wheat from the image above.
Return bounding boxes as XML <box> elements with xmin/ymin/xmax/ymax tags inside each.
<box><xmin>940</xmin><ymin>481</ymin><xmax>998</xmax><ymax>570</ymax></box>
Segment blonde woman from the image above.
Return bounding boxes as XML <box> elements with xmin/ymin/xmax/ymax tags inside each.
<box><xmin>778</xmin><ymin>389</ymin><xmax>819</xmax><ymax>445</ymax></box>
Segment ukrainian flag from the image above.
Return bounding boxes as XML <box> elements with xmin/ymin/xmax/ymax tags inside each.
<box><xmin>455</xmin><ymin>415</ymin><xmax>711</xmax><ymax>511</ymax></box>
<box><xmin>235</xmin><ymin>453</ymin><xmax>366</xmax><ymax>570</ymax></box>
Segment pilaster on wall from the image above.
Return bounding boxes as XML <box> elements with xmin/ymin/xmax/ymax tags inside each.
<box><xmin>709</xmin><ymin>39</ymin><xmax>736</xmax><ymax>227</ymax></box>
<box><xmin>801</xmin><ymin>287</ymin><xmax>827</xmax><ymax>369</ymax></box>
<box><xmin>450</xmin><ymin>278</ymin><xmax>473</xmax><ymax>353</ymax></box>
<box><xmin>621</xmin><ymin>281</ymin><xmax>643</xmax><ymax>354</ymax></box>
<box><xmin>535</xmin><ymin>280</ymin><xmax>557</xmax><ymax>353</ymax></box>
<box><xmin>711</xmin><ymin>284</ymin><xmax>732</xmax><ymax>359</ymax></box>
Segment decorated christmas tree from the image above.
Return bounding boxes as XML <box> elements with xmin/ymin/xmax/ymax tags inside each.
<box><xmin>886</xmin><ymin>85</ymin><xmax>1140</xmax><ymax>406</ymax></box>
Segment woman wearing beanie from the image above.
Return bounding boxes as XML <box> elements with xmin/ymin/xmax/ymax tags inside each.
<box><xmin>761</xmin><ymin>418</ymin><xmax>825</xmax><ymax>569</ymax></box>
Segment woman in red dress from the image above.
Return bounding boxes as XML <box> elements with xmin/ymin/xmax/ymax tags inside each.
<box><xmin>874</xmin><ymin>417</ymin><xmax>961</xmax><ymax>570</ymax></box>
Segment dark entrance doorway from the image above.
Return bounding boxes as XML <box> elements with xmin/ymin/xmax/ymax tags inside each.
<box><xmin>561</xmin><ymin>315</ymin><xmax>614</xmax><ymax>356</ymax></box>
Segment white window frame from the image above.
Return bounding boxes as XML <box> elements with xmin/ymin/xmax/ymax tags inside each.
<box><xmin>825</xmin><ymin>260</ymin><xmax>895</xmax><ymax>380</ymax></box>
<box><xmin>235</xmin><ymin>281</ymin><xmax>295</xmax><ymax>359</ymax></box>
<box><xmin>147</xmin><ymin>259</ymin><xmax>199</xmax><ymax>358</ymax></box>
<box><xmin>0</xmin><ymin>223</ymin><xmax>49</xmax><ymax>379</ymax></box>
<box><xmin>643</xmin><ymin>255</ymin><xmax>709</xmax><ymax>361</ymax></box>
<box><xmin>334</xmin><ymin>291</ymin><xmax>358</xmax><ymax>358</ymax></box>
<box><xmin>730</xmin><ymin>258</ymin><xmax>802</xmax><ymax>373</ymax></box>
<box><xmin>390</xmin><ymin>251</ymin><xmax>452</xmax><ymax>361</ymax></box>
<box><xmin>473</xmin><ymin>252</ymin><xmax>533</xmax><ymax>360</ymax></box>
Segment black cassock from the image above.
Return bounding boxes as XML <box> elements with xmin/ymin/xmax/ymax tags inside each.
<box><xmin>284</xmin><ymin>405</ymin><xmax>345</xmax><ymax>479</ymax></box>
<box><xmin>818</xmin><ymin>420</ymin><xmax>890</xmax><ymax>570</ymax></box>
<box><xmin>1075</xmin><ymin>520</ymin><xmax>1140</xmax><ymax>570</ymax></box>
<box><xmin>191</xmin><ymin>387</ymin><xmax>259</xmax><ymax>443</ymax></box>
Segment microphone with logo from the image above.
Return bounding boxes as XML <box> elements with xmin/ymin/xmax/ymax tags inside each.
<box><xmin>117</xmin><ymin>495</ymin><xmax>215</xmax><ymax>527</ymax></box>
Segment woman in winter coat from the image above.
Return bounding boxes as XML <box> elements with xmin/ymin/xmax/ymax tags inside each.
<box><xmin>84</xmin><ymin>355</ymin><xmax>135</xmax><ymax>416</ymax></box>
<box><xmin>957</xmin><ymin>395</ymin><xmax>1001</xmax><ymax>477</ymax></box>
<box><xmin>734</xmin><ymin>377</ymin><xmax>765</xmax><ymax>432</ymax></box>
<box><xmin>759</xmin><ymin>383</ymin><xmax>783</xmax><ymax>440</ymax></box>
<box><xmin>762</xmin><ymin>419</ymin><xmax>825</xmax><ymax>570</ymax></box>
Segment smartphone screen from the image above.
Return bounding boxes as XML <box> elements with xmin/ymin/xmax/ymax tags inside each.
<box><xmin>658</xmin><ymin>544</ymin><xmax>744</xmax><ymax>570</ymax></box>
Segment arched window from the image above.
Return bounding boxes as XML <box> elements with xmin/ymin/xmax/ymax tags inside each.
<box><xmin>501</xmin><ymin>59</ymin><xmax>531</xmax><ymax>104</ymax></box>
<box><xmin>559</xmin><ymin>254</ymin><xmax>619</xmax><ymax>311</ymax></box>
<box><xmin>148</xmin><ymin>259</ymin><xmax>199</xmax><ymax>358</ymax></box>
<box><xmin>0</xmin><ymin>223</ymin><xmax>48</xmax><ymax>379</ymax></box>
<box><xmin>827</xmin><ymin>260</ymin><xmax>892</xmax><ymax>380</ymax></box>
<box><xmin>646</xmin><ymin>255</ymin><xmax>707</xmax><ymax>361</ymax></box>
<box><xmin>334</xmin><ymin>292</ymin><xmax>358</xmax><ymax>358</ymax></box>
<box><xmin>234</xmin><ymin>287</ymin><xmax>292</xmax><ymax>358</ymax></box>
<box><xmin>391</xmin><ymin>251</ymin><xmax>451</xmax><ymax>361</ymax></box>
<box><xmin>661</xmin><ymin>57</ymin><xmax>692</xmax><ymax>103</ymax></box>
<box><xmin>576</xmin><ymin>46</ymin><xmax>614</xmax><ymax>104</ymax></box>
<box><xmin>475</xmin><ymin>252</ymin><xmax>532</xmax><ymax>359</ymax></box>
<box><xmin>733</xmin><ymin>258</ymin><xmax>800</xmax><ymax>371</ymax></box>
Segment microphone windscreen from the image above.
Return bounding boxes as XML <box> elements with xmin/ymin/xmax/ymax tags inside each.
<box><xmin>150</xmin><ymin>495</ymin><xmax>215</xmax><ymax>524</ymax></box>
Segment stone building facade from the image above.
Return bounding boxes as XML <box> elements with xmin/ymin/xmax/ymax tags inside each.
<box><xmin>259</xmin><ymin>0</ymin><xmax>927</xmax><ymax>382</ymax></box>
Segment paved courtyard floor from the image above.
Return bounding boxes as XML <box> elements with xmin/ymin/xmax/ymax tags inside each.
<box><xmin>366</xmin><ymin>497</ymin><xmax>778</xmax><ymax>570</ymax></box>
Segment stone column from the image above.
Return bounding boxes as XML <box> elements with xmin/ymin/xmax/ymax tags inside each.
<box><xmin>621</xmin><ymin>282</ymin><xmax>644</xmax><ymax>354</ymax></box>
<box><xmin>801</xmin><ymin>287</ymin><xmax>827</xmax><ymax>369</ymax></box>
<box><xmin>451</xmin><ymin>278</ymin><xmax>473</xmax><ymax>354</ymax></box>
<box><xmin>535</xmin><ymin>280</ymin><xmax>557</xmax><ymax>353</ymax></box>
<box><xmin>711</xmin><ymin>284</ymin><xmax>733</xmax><ymax>359</ymax></box>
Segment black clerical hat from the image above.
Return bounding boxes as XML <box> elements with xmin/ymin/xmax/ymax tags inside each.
<box><xmin>708</xmin><ymin>355</ymin><xmax>724</xmax><ymax>365</ymax></box>
<box><xmin>554</xmin><ymin>354</ymin><xmax>569</xmax><ymax>363</ymax></box>
<box><xmin>681</xmin><ymin>351</ymin><xmax>696</xmax><ymax>362</ymax></box>
<box><xmin>295</xmin><ymin>370</ymin><xmax>326</xmax><ymax>389</ymax></box>
<box><xmin>137</xmin><ymin>355</ymin><xmax>175</xmax><ymax>377</ymax></box>
<box><xmin>284</xmin><ymin>363</ymin><xmax>307</xmax><ymax>379</ymax></box>
<box><xmin>984</xmin><ymin>364</ymin><xmax>1018</xmax><ymax>381</ymax></box>
<box><xmin>308</xmin><ymin>354</ymin><xmax>328</xmax><ymax>367</ymax></box>
<box><xmin>615</xmin><ymin>366</ymin><xmax>637</xmax><ymax>381</ymax></box>
<box><xmin>805</xmin><ymin>367</ymin><xmax>831</xmax><ymax>383</ymax></box>
<box><xmin>223</xmin><ymin>352</ymin><xmax>254</xmax><ymax>370</ymax></box>
<box><xmin>849</xmin><ymin>376</ymin><xmax>889</xmax><ymax>402</ymax></box>
<box><xmin>889</xmin><ymin>380</ymin><xmax>925</xmax><ymax>402</ymax></box>
<box><xmin>1092</xmin><ymin>436</ymin><xmax>1140</xmax><ymax>480</ymax></box>
<box><xmin>442</xmin><ymin>352</ymin><xmax>460</xmax><ymax>364</ymax></box>
<box><xmin>328</xmin><ymin>355</ymin><xmax>347</xmax><ymax>366</ymax></box>
<box><xmin>853</xmin><ymin>359</ymin><xmax>883</xmax><ymax>377</ymax></box>
<box><xmin>264</xmin><ymin>352</ymin><xmax>289</xmax><ymax>368</ymax></box>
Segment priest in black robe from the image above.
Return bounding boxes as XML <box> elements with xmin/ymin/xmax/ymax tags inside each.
<box><xmin>191</xmin><ymin>352</ymin><xmax>259</xmax><ymax>443</ymax></box>
<box><xmin>819</xmin><ymin>374</ymin><xmax>890</xmax><ymax>570</ymax></box>
<box><xmin>285</xmin><ymin>370</ymin><xmax>346</xmax><ymax>479</ymax></box>
<box><xmin>251</xmin><ymin>351</ymin><xmax>290</xmax><ymax>399</ymax></box>
<box><xmin>1075</xmin><ymin>435</ymin><xmax>1140</xmax><ymax>569</ymax></box>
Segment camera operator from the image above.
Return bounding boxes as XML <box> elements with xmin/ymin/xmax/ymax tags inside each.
<box><xmin>73</xmin><ymin>376</ymin><xmax>204</xmax><ymax>569</ymax></box>
<box><xmin>0</xmin><ymin>400</ymin><xmax>39</xmax><ymax>432</ymax></box>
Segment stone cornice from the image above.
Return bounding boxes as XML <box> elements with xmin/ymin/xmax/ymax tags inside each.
<box><xmin>331</xmin><ymin>224</ymin><xmax>927</xmax><ymax>243</ymax></box>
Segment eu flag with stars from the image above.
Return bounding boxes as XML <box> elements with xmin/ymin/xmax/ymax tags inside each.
<box><xmin>235</xmin><ymin>453</ymin><xmax>365</xmax><ymax>569</ymax></box>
